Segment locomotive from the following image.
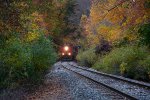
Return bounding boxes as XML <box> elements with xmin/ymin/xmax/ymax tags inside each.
<box><xmin>59</xmin><ymin>44</ymin><xmax>78</xmax><ymax>61</ymax></box>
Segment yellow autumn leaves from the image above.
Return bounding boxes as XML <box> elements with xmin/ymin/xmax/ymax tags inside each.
<box><xmin>82</xmin><ymin>0</ymin><xmax>149</xmax><ymax>46</ymax></box>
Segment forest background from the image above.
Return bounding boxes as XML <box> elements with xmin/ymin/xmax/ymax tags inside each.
<box><xmin>0</xmin><ymin>0</ymin><xmax>150</xmax><ymax>89</ymax></box>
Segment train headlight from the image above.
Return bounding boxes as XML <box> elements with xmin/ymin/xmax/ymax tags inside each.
<box><xmin>62</xmin><ymin>53</ymin><xmax>65</xmax><ymax>56</ymax></box>
<box><xmin>64</xmin><ymin>46</ymin><xmax>69</xmax><ymax>51</ymax></box>
<box><xmin>68</xmin><ymin>52</ymin><xmax>71</xmax><ymax>56</ymax></box>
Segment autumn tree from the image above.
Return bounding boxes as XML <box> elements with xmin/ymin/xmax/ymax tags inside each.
<box><xmin>82</xmin><ymin>0</ymin><xmax>150</xmax><ymax>46</ymax></box>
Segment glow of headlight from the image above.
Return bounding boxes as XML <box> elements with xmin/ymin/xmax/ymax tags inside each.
<box><xmin>64</xmin><ymin>46</ymin><xmax>69</xmax><ymax>51</ymax></box>
<box><xmin>68</xmin><ymin>52</ymin><xmax>71</xmax><ymax>56</ymax></box>
<box><xmin>62</xmin><ymin>53</ymin><xmax>65</xmax><ymax>56</ymax></box>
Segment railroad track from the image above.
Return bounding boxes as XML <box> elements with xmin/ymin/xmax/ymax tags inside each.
<box><xmin>61</xmin><ymin>62</ymin><xmax>150</xmax><ymax>100</ymax></box>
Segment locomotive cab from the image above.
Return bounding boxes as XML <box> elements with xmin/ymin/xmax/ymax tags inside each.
<box><xmin>59</xmin><ymin>44</ymin><xmax>78</xmax><ymax>61</ymax></box>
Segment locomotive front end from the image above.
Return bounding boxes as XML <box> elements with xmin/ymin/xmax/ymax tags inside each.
<box><xmin>59</xmin><ymin>44</ymin><xmax>78</xmax><ymax>61</ymax></box>
<box><xmin>61</xmin><ymin>46</ymin><xmax>72</xmax><ymax>57</ymax></box>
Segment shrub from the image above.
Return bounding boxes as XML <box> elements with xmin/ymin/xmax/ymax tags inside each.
<box><xmin>0</xmin><ymin>38</ymin><xmax>28</xmax><ymax>88</ymax></box>
<box><xmin>95</xmin><ymin>39</ymin><xmax>112</xmax><ymax>54</ymax></box>
<box><xmin>28</xmin><ymin>34</ymin><xmax>57</xmax><ymax>82</ymax></box>
<box><xmin>0</xmin><ymin>34</ymin><xmax>57</xmax><ymax>88</ymax></box>
<box><xmin>92</xmin><ymin>46</ymin><xmax>150</xmax><ymax>81</ymax></box>
<box><xmin>77</xmin><ymin>48</ymin><xmax>97</xmax><ymax>67</ymax></box>
<box><xmin>138</xmin><ymin>56</ymin><xmax>150</xmax><ymax>81</ymax></box>
<box><xmin>138</xmin><ymin>23</ymin><xmax>150</xmax><ymax>47</ymax></box>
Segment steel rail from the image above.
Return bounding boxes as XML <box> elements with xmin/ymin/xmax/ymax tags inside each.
<box><xmin>61</xmin><ymin>63</ymin><xmax>138</xmax><ymax>100</ymax></box>
<box><xmin>68</xmin><ymin>63</ymin><xmax>150</xmax><ymax>89</ymax></box>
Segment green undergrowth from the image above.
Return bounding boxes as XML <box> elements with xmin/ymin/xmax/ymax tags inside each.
<box><xmin>77</xmin><ymin>46</ymin><xmax>150</xmax><ymax>82</ymax></box>
<box><xmin>77</xmin><ymin>48</ymin><xmax>98</xmax><ymax>67</ymax></box>
<box><xmin>0</xmin><ymin>33</ymin><xmax>57</xmax><ymax>89</ymax></box>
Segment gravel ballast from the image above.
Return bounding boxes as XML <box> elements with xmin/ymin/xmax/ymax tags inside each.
<box><xmin>26</xmin><ymin>62</ymin><xmax>112</xmax><ymax>100</ymax></box>
<box><xmin>63</xmin><ymin>62</ymin><xmax>150</xmax><ymax>100</ymax></box>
